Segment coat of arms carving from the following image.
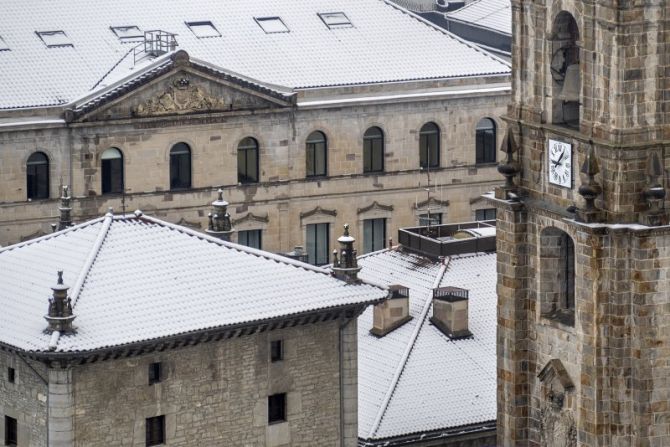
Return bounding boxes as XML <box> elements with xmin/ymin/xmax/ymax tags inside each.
<box><xmin>133</xmin><ymin>77</ymin><xmax>226</xmax><ymax>117</ymax></box>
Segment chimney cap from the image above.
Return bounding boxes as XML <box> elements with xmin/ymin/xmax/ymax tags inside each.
<box><xmin>388</xmin><ymin>284</ymin><xmax>409</xmax><ymax>299</ymax></box>
<box><xmin>212</xmin><ymin>188</ymin><xmax>229</xmax><ymax>207</ymax></box>
<box><xmin>337</xmin><ymin>223</ymin><xmax>355</xmax><ymax>243</ymax></box>
<box><xmin>433</xmin><ymin>286</ymin><xmax>468</xmax><ymax>302</ymax></box>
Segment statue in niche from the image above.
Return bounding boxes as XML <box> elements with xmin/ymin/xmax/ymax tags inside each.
<box><xmin>538</xmin><ymin>359</ymin><xmax>577</xmax><ymax>447</ymax></box>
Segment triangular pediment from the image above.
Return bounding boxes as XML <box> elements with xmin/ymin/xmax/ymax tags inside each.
<box><xmin>67</xmin><ymin>51</ymin><xmax>295</xmax><ymax>123</ymax></box>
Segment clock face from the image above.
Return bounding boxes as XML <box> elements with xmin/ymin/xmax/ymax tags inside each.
<box><xmin>548</xmin><ymin>140</ymin><xmax>572</xmax><ymax>188</ymax></box>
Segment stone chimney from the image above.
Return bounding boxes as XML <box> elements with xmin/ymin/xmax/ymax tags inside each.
<box><xmin>370</xmin><ymin>285</ymin><xmax>411</xmax><ymax>337</ymax></box>
<box><xmin>206</xmin><ymin>189</ymin><xmax>234</xmax><ymax>241</ymax></box>
<box><xmin>332</xmin><ymin>224</ymin><xmax>361</xmax><ymax>282</ymax></box>
<box><xmin>44</xmin><ymin>271</ymin><xmax>76</xmax><ymax>334</ymax></box>
<box><xmin>430</xmin><ymin>286</ymin><xmax>472</xmax><ymax>339</ymax></box>
<box><xmin>58</xmin><ymin>185</ymin><xmax>73</xmax><ymax>230</ymax></box>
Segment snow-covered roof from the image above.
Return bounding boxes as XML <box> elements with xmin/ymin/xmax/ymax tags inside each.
<box><xmin>0</xmin><ymin>0</ymin><xmax>510</xmax><ymax>109</ymax></box>
<box><xmin>447</xmin><ymin>0</ymin><xmax>512</xmax><ymax>35</ymax></box>
<box><xmin>357</xmin><ymin>248</ymin><xmax>497</xmax><ymax>441</ymax></box>
<box><xmin>0</xmin><ymin>212</ymin><xmax>385</xmax><ymax>354</ymax></box>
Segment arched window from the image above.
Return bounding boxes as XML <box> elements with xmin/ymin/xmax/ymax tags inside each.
<box><xmin>550</xmin><ymin>11</ymin><xmax>580</xmax><ymax>128</ymax></box>
<box><xmin>363</xmin><ymin>126</ymin><xmax>384</xmax><ymax>173</ymax></box>
<box><xmin>170</xmin><ymin>143</ymin><xmax>191</xmax><ymax>190</ymax></box>
<box><xmin>237</xmin><ymin>137</ymin><xmax>259</xmax><ymax>184</ymax></box>
<box><xmin>26</xmin><ymin>152</ymin><xmax>49</xmax><ymax>200</ymax></box>
<box><xmin>475</xmin><ymin>118</ymin><xmax>496</xmax><ymax>164</ymax></box>
<box><xmin>306</xmin><ymin>131</ymin><xmax>327</xmax><ymax>177</ymax></box>
<box><xmin>101</xmin><ymin>148</ymin><xmax>124</xmax><ymax>194</ymax></box>
<box><xmin>419</xmin><ymin>122</ymin><xmax>440</xmax><ymax>168</ymax></box>
<box><xmin>539</xmin><ymin>227</ymin><xmax>575</xmax><ymax>326</ymax></box>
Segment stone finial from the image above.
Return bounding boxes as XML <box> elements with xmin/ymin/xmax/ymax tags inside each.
<box><xmin>44</xmin><ymin>271</ymin><xmax>76</xmax><ymax>334</ymax></box>
<box><xmin>643</xmin><ymin>152</ymin><xmax>667</xmax><ymax>226</ymax></box>
<box><xmin>495</xmin><ymin>126</ymin><xmax>521</xmax><ymax>201</ymax></box>
<box><xmin>332</xmin><ymin>224</ymin><xmax>361</xmax><ymax>282</ymax></box>
<box><xmin>575</xmin><ymin>145</ymin><xmax>603</xmax><ymax>223</ymax></box>
<box><xmin>205</xmin><ymin>188</ymin><xmax>234</xmax><ymax>241</ymax></box>
<box><xmin>57</xmin><ymin>185</ymin><xmax>73</xmax><ymax>230</ymax></box>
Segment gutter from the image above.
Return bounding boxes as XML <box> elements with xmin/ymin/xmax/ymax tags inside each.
<box><xmin>358</xmin><ymin>420</ymin><xmax>496</xmax><ymax>446</ymax></box>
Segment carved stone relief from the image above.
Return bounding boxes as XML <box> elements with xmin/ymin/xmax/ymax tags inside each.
<box><xmin>538</xmin><ymin>359</ymin><xmax>576</xmax><ymax>447</ymax></box>
<box><xmin>134</xmin><ymin>77</ymin><xmax>226</xmax><ymax>117</ymax></box>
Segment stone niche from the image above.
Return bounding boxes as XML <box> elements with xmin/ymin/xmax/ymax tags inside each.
<box><xmin>537</xmin><ymin>359</ymin><xmax>577</xmax><ymax>447</ymax></box>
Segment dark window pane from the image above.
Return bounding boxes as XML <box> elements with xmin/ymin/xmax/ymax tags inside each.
<box><xmin>146</xmin><ymin>415</ymin><xmax>165</xmax><ymax>446</ymax></box>
<box><xmin>476</xmin><ymin>118</ymin><xmax>496</xmax><ymax>164</ymax></box>
<box><xmin>170</xmin><ymin>143</ymin><xmax>191</xmax><ymax>190</ymax></box>
<box><xmin>419</xmin><ymin>123</ymin><xmax>439</xmax><ymax>168</ymax></box>
<box><xmin>363</xmin><ymin>218</ymin><xmax>386</xmax><ymax>254</ymax></box>
<box><xmin>270</xmin><ymin>340</ymin><xmax>283</xmax><ymax>362</ymax></box>
<box><xmin>419</xmin><ymin>213</ymin><xmax>442</xmax><ymax>226</ymax></box>
<box><xmin>363</xmin><ymin>127</ymin><xmax>384</xmax><ymax>173</ymax></box>
<box><xmin>101</xmin><ymin>148</ymin><xmax>124</xmax><ymax>194</ymax></box>
<box><xmin>306</xmin><ymin>131</ymin><xmax>327</xmax><ymax>177</ymax></box>
<box><xmin>564</xmin><ymin>233</ymin><xmax>575</xmax><ymax>309</ymax></box>
<box><xmin>148</xmin><ymin>362</ymin><xmax>161</xmax><ymax>385</ymax></box>
<box><xmin>5</xmin><ymin>416</ymin><xmax>17</xmax><ymax>446</ymax></box>
<box><xmin>238</xmin><ymin>137</ymin><xmax>259</xmax><ymax>183</ymax></box>
<box><xmin>8</xmin><ymin>367</ymin><xmax>15</xmax><ymax>383</ymax></box>
<box><xmin>238</xmin><ymin>230</ymin><xmax>262</xmax><ymax>250</ymax></box>
<box><xmin>27</xmin><ymin>152</ymin><xmax>49</xmax><ymax>199</ymax></box>
<box><xmin>475</xmin><ymin>208</ymin><xmax>496</xmax><ymax>221</ymax></box>
<box><xmin>306</xmin><ymin>223</ymin><xmax>329</xmax><ymax>265</ymax></box>
<box><xmin>268</xmin><ymin>393</ymin><xmax>287</xmax><ymax>424</ymax></box>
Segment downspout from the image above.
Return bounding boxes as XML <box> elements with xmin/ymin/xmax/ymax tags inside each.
<box><xmin>339</xmin><ymin>320</ymin><xmax>345</xmax><ymax>447</ymax></box>
<box><xmin>16</xmin><ymin>353</ymin><xmax>49</xmax><ymax>445</ymax></box>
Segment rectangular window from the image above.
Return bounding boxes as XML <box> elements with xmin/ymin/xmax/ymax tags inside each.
<box><xmin>238</xmin><ymin>230</ymin><xmax>262</xmax><ymax>250</ymax></box>
<box><xmin>110</xmin><ymin>26</ymin><xmax>143</xmax><ymax>41</ymax></box>
<box><xmin>185</xmin><ymin>21</ymin><xmax>221</xmax><ymax>38</ymax></box>
<box><xmin>318</xmin><ymin>12</ymin><xmax>353</xmax><ymax>29</ymax></box>
<box><xmin>270</xmin><ymin>340</ymin><xmax>283</xmax><ymax>362</ymax></box>
<box><xmin>475</xmin><ymin>208</ymin><xmax>496</xmax><ymax>221</ymax></box>
<box><xmin>148</xmin><ymin>362</ymin><xmax>161</xmax><ymax>385</ymax></box>
<box><xmin>363</xmin><ymin>218</ymin><xmax>386</xmax><ymax>254</ymax></box>
<box><xmin>255</xmin><ymin>17</ymin><xmax>290</xmax><ymax>34</ymax></box>
<box><xmin>4</xmin><ymin>416</ymin><xmax>17</xmax><ymax>446</ymax></box>
<box><xmin>419</xmin><ymin>213</ymin><xmax>442</xmax><ymax>226</ymax></box>
<box><xmin>36</xmin><ymin>31</ymin><xmax>73</xmax><ymax>48</ymax></box>
<box><xmin>306</xmin><ymin>223</ymin><xmax>329</xmax><ymax>266</ymax></box>
<box><xmin>0</xmin><ymin>36</ymin><xmax>10</xmax><ymax>51</ymax></box>
<box><xmin>268</xmin><ymin>393</ymin><xmax>287</xmax><ymax>424</ymax></box>
<box><xmin>7</xmin><ymin>368</ymin><xmax>15</xmax><ymax>384</ymax></box>
<box><xmin>145</xmin><ymin>415</ymin><xmax>165</xmax><ymax>446</ymax></box>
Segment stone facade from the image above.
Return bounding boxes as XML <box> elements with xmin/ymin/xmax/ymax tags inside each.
<box><xmin>0</xmin><ymin>52</ymin><xmax>509</xmax><ymax>255</ymax></box>
<box><xmin>492</xmin><ymin>0</ymin><xmax>670</xmax><ymax>446</ymax></box>
<box><xmin>1</xmin><ymin>318</ymin><xmax>359</xmax><ymax>446</ymax></box>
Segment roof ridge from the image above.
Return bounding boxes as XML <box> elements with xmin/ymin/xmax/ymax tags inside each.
<box><xmin>367</xmin><ymin>257</ymin><xmax>450</xmax><ymax>439</ymax></box>
<box><xmin>0</xmin><ymin>215</ymin><xmax>107</xmax><ymax>254</ymax></box>
<box><xmin>48</xmin><ymin>212</ymin><xmax>114</xmax><ymax>351</ymax></box>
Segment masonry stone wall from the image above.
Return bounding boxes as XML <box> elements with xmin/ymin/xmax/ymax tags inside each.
<box><xmin>0</xmin><ymin>350</ymin><xmax>48</xmax><ymax>446</ymax></box>
<box><xmin>72</xmin><ymin>319</ymin><xmax>354</xmax><ymax>446</ymax></box>
<box><xmin>0</xmin><ymin>80</ymin><xmax>508</xmax><ymax>251</ymax></box>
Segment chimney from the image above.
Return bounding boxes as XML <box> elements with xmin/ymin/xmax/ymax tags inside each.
<box><xmin>430</xmin><ymin>286</ymin><xmax>472</xmax><ymax>339</ymax></box>
<box><xmin>370</xmin><ymin>285</ymin><xmax>411</xmax><ymax>337</ymax></box>
<box><xmin>58</xmin><ymin>185</ymin><xmax>73</xmax><ymax>230</ymax></box>
<box><xmin>206</xmin><ymin>189</ymin><xmax>234</xmax><ymax>241</ymax></box>
<box><xmin>332</xmin><ymin>224</ymin><xmax>361</xmax><ymax>282</ymax></box>
<box><xmin>284</xmin><ymin>246</ymin><xmax>308</xmax><ymax>263</ymax></box>
<box><xmin>45</xmin><ymin>271</ymin><xmax>76</xmax><ymax>334</ymax></box>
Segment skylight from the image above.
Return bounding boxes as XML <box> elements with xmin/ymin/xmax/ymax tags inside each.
<box><xmin>0</xmin><ymin>36</ymin><xmax>9</xmax><ymax>51</ymax></box>
<box><xmin>110</xmin><ymin>26</ymin><xmax>143</xmax><ymax>41</ymax></box>
<box><xmin>36</xmin><ymin>31</ymin><xmax>73</xmax><ymax>48</ymax></box>
<box><xmin>318</xmin><ymin>12</ymin><xmax>353</xmax><ymax>29</ymax></box>
<box><xmin>185</xmin><ymin>21</ymin><xmax>221</xmax><ymax>38</ymax></box>
<box><xmin>255</xmin><ymin>17</ymin><xmax>290</xmax><ymax>34</ymax></box>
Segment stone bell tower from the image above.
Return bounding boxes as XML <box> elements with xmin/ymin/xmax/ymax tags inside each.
<box><xmin>489</xmin><ymin>1</ymin><xmax>670</xmax><ymax>446</ymax></box>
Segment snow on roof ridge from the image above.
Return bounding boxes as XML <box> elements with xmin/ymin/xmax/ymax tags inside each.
<box><xmin>367</xmin><ymin>257</ymin><xmax>450</xmax><ymax>439</ymax></box>
<box><xmin>49</xmin><ymin>212</ymin><xmax>114</xmax><ymax>351</ymax></box>
<box><xmin>0</xmin><ymin>215</ymin><xmax>107</xmax><ymax>254</ymax></box>
<box><xmin>378</xmin><ymin>0</ymin><xmax>511</xmax><ymax>69</ymax></box>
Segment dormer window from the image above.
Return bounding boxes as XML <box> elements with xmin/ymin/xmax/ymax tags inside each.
<box><xmin>549</xmin><ymin>11</ymin><xmax>580</xmax><ymax>129</ymax></box>
<box><xmin>0</xmin><ymin>36</ymin><xmax>9</xmax><ymax>51</ymax></box>
<box><xmin>110</xmin><ymin>26</ymin><xmax>143</xmax><ymax>42</ymax></box>
<box><xmin>255</xmin><ymin>17</ymin><xmax>290</xmax><ymax>34</ymax></box>
<box><xmin>318</xmin><ymin>12</ymin><xmax>353</xmax><ymax>29</ymax></box>
<box><xmin>186</xmin><ymin>21</ymin><xmax>221</xmax><ymax>38</ymax></box>
<box><xmin>36</xmin><ymin>31</ymin><xmax>73</xmax><ymax>48</ymax></box>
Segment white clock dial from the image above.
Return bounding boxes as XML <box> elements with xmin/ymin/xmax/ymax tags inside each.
<box><xmin>548</xmin><ymin>140</ymin><xmax>572</xmax><ymax>188</ymax></box>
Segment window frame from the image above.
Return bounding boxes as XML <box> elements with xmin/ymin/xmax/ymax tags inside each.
<box><xmin>185</xmin><ymin>21</ymin><xmax>221</xmax><ymax>38</ymax></box>
<box><xmin>475</xmin><ymin>118</ymin><xmax>497</xmax><ymax>164</ymax></box>
<box><xmin>268</xmin><ymin>393</ymin><xmax>287</xmax><ymax>424</ymax></box>
<box><xmin>419</xmin><ymin>213</ymin><xmax>442</xmax><ymax>226</ymax></box>
<box><xmin>169</xmin><ymin>143</ymin><xmax>192</xmax><ymax>190</ymax></box>
<box><xmin>419</xmin><ymin>122</ymin><xmax>440</xmax><ymax>169</ymax></box>
<box><xmin>237</xmin><ymin>137</ymin><xmax>260</xmax><ymax>184</ymax></box>
<box><xmin>101</xmin><ymin>148</ymin><xmax>124</xmax><ymax>195</ymax></box>
<box><xmin>26</xmin><ymin>151</ymin><xmax>49</xmax><ymax>200</ymax></box>
<box><xmin>306</xmin><ymin>131</ymin><xmax>327</xmax><ymax>178</ymax></box>
<box><xmin>363</xmin><ymin>127</ymin><xmax>384</xmax><ymax>173</ymax></box>
<box><xmin>5</xmin><ymin>415</ymin><xmax>17</xmax><ymax>446</ymax></box>
<box><xmin>270</xmin><ymin>340</ymin><xmax>283</xmax><ymax>363</ymax></box>
<box><xmin>475</xmin><ymin>208</ymin><xmax>496</xmax><ymax>221</ymax></box>
<box><xmin>238</xmin><ymin>229</ymin><xmax>262</xmax><ymax>250</ymax></box>
<box><xmin>363</xmin><ymin>218</ymin><xmax>386</xmax><ymax>254</ymax></box>
<box><xmin>7</xmin><ymin>367</ymin><xmax>15</xmax><ymax>384</ymax></box>
<box><xmin>255</xmin><ymin>17</ymin><xmax>290</xmax><ymax>34</ymax></box>
<box><xmin>145</xmin><ymin>415</ymin><xmax>165</xmax><ymax>446</ymax></box>
<box><xmin>148</xmin><ymin>362</ymin><xmax>162</xmax><ymax>385</ymax></box>
<box><xmin>306</xmin><ymin>222</ymin><xmax>330</xmax><ymax>266</ymax></box>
